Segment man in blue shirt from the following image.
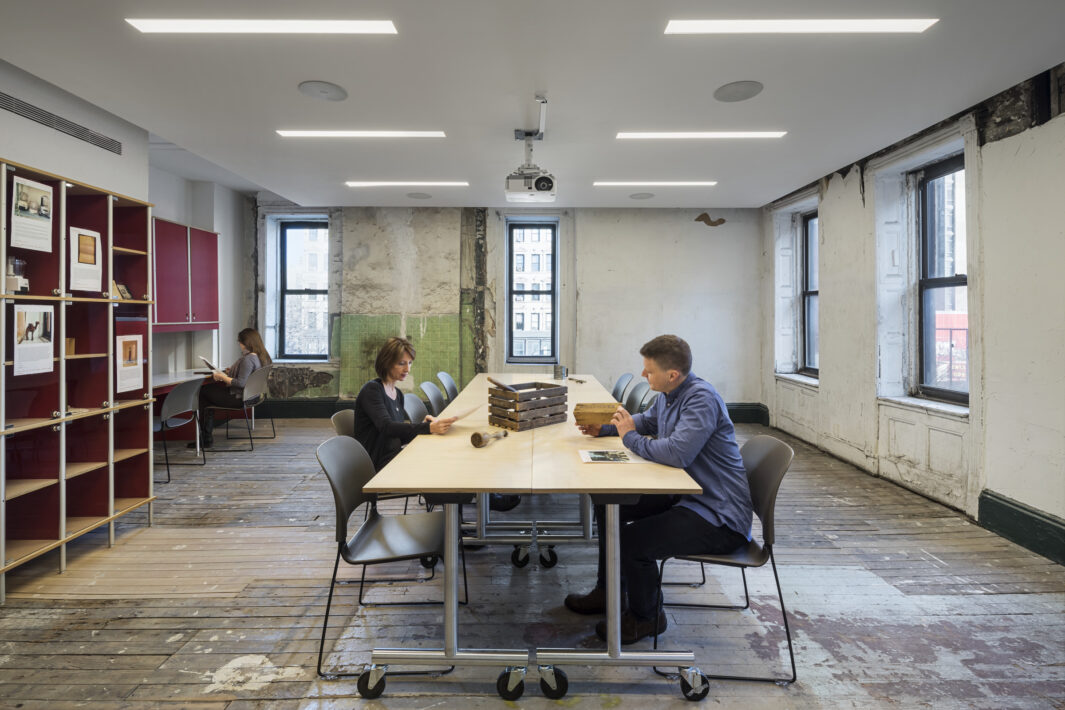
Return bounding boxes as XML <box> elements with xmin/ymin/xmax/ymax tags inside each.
<box><xmin>566</xmin><ymin>334</ymin><xmax>753</xmax><ymax>644</ymax></box>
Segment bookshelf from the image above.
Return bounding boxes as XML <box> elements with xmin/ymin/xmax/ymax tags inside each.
<box><xmin>1</xmin><ymin>158</ymin><xmax>156</xmax><ymax>602</ymax></box>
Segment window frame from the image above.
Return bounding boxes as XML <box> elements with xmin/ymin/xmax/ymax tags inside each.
<box><xmin>278</xmin><ymin>220</ymin><xmax>329</xmax><ymax>360</ymax></box>
<box><xmin>800</xmin><ymin>211</ymin><xmax>819</xmax><ymax>377</ymax></box>
<box><xmin>916</xmin><ymin>154</ymin><xmax>968</xmax><ymax>404</ymax></box>
<box><xmin>506</xmin><ymin>221</ymin><xmax>558</xmax><ymax>364</ymax></box>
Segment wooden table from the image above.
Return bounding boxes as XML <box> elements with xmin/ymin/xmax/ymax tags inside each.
<box><xmin>362</xmin><ymin>373</ymin><xmax>705</xmax><ymax>700</ymax></box>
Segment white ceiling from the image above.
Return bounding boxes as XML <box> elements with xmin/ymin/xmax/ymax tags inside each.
<box><xmin>1</xmin><ymin>1</ymin><xmax>1063</xmax><ymax>208</ymax></box>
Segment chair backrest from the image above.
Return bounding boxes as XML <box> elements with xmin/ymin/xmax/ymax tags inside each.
<box><xmin>437</xmin><ymin>371</ymin><xmax>459</xmax><ymax>402</ymax></box>
<box><xmin>420</xmin><ymin>381</ymin><xmax>446</xmax><ymax>417</ymax></box>
<box><xmin>316</xmin><ymin>435</ymin><xmax>377</xmax><ymax>542</ymax></box>
<box><xmin>330</xmin><ymin>409</ymin><xmax>355</xmax><ymax>438</ymax></box>
<box><xmin>638</xmin><ymin>388</ymin><xmax>660</xmax><ymax>413</ymax></box>
<box><xmin>404</xmin><ymin>392</ymin><xmax>429</xmax><ymax>425</ymax></box>
<box><xmin>611</xmin><ymin>373</ymin><xmax>634</xmax><ymax>402</ymax></box>
<box><xmin>161</xmin><ymin>377</ymin><xmax>203</xmax><ymax>422</ymax></box>
<box><xmin>623</xmin><ymin>380</ymin><xmax>650</xmax><ymax>414</ymax></box>
<box><xmin>242</xmin><ymin>365</ymin><xmax>271</xmax><ymax>407</ymax></box>
<box><xmin>739</xmin><ymin>435</ymin><xmax>794</xmax><ymax>547</ymax></box>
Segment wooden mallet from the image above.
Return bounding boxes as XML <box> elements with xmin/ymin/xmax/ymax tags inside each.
<box><xmin>471</xmin><ymin>430</ymin><xmax>508</xmax><ymax>448</ymax></box>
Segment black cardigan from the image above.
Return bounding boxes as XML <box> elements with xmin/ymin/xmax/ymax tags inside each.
<box><xmin>353</xmin><ymin>379</ymin><xmax>431</xmax><ymax>471</ymax></box>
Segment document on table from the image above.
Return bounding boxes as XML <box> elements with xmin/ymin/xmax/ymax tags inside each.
<box><xmin>447</xmin><ymin>404</ymin><xmax>482</xmax><ymax>420</ymax></box>
<box><xmin>579</xmin><ymin>449</ymin><xmax>648</xmax><ymax>464</ymax></box>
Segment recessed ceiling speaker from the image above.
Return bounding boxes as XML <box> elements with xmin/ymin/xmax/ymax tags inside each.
<box><xmin>406</xmin><ymin>192</ymin><xmax>432</xmax><ymax>199</ymax></box>
<box><xmin>629</xmin><ymin>192</ymin><xmax>655</xmax><ymax>200</ymax></box>
<box><xmin>713</xmin><ymin>80</ymin><xmax>764</xmax><ymax>103</ymax></box>
<box><xmin>298</xmin><ymin>80</ymin><xmax>348</xmax><ymax>101</ymax></box>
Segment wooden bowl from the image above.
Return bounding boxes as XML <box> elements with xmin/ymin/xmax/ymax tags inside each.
<box><xmin>573</xmin><ymin>402</ymin><xmax>622</xmax><ymax>426</ymax></box>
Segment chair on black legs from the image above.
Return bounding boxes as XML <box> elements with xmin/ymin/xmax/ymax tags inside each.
<box><xmin>205</xmin><ymin>366</ymin><xmax>276</xmax><ymax>451</ymax></box>
<box><xmin>153</xmin><ymin>378</ymin><xmax>206</xmax><ymax>482</ymax></box>
<box><xmin>653</xmin><ymin>434</ymin><xmax>797</xmax><ymax>684</ymax></box>
<box><xmin>330</xmin><ymin>409</ymin><xmax>354</xmax><ymax>437</ymax></box>
<box><xmin>437</xmin><ymin>371</ymin><xmax>459</xmax><ymax>403</ymax></box>
<box><xmin>420</xmin><ymin>381</ymin><xmax>447</xmax><ymax>417</ymax></box>
<box><xmin>611</xmin><ymin>373</ymin><xmax>633</xmax><ymax>402</ymax></box>
<box><xmin>314</xmin><ymin>435</ymin><xmax>468</xmax><ymax>680</ymax></box>
<box><xmin>623</xmin><ymin>380</ymin><xmax>649</xmax><ymax>415</ymax></box>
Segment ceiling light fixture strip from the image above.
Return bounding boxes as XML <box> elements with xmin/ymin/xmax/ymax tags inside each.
<box><xmin>126</xmin><ymin>19</ymin><xmax>397</xmax><ymax>34</ymax></box>
<box><xmin>664</xmin><ymin>19</ymin><xmax>938</xmax><ymax>34</ymax></box>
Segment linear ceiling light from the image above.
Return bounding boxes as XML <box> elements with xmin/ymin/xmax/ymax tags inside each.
<box><xmin>278</xmin><ymin>130</ymin><xmax>445</xmax><ymax>138</ymax></box>
<box><xmin>125</xmin><ymin>19</ymin><xmax>397</xmax><ymax>34</ymax></box>
<box><xmin>346</xmin><ymin>181</ymin><xmax>468</xmax><ymax>187</ymax></box>
<box><xmin>665</xmin><ymin>19</ymin><xmax>938</xmax><ymax>34</ymax></box>
<box><xmin>594</xmin><ymin>181</ymin><xmax>718</xmax><ymax>187</ymax></box>
<box><xmin>616</xmin><ymin>131</ymin><xmax>786</xmax><ymax>139</ymax></box>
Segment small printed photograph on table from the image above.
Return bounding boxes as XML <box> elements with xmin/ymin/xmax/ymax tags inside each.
<box><xmin>568</xmin><ymin>334</ymin><xmax>753</xmax><ymax>644</ymax></box>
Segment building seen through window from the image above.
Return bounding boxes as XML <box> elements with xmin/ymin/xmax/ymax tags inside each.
<box><xmin>507</xmin><ymin>222</ymin><xmax>557</xmax><ymax>362</ymax></box>
<box><xmin>280</xmin><ymin>221</ymin><xmax>329</xmax><ymax>359</ymax></box>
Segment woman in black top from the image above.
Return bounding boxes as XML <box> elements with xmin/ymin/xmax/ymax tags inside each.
<box><xmin>354</xmin><ymin>336</ymin><xmax>456</xmax><ymax>471</ymax></box>
<box><xmin>197</xmin><ymin>327</ymin><xmax>270</xmax><ymax>447</ymax></box>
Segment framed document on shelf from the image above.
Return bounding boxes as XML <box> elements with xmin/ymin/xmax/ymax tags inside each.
<box><xmin>10</xmin><ymin>176</ymin><xmax>53</xmax><ymax>252</ymax></box>
<box><xmin>116</xmin><ymin>334</ymin><xmax>143</xmax><ymax>392</ymax></box>
<box><xmin>13</xmin><ymin>304</ymin><xmax>54</xmax><ymax>375</ymax></box>
<box><xmin>69</xmin><ymin>227</ymin><xmax>102</xmax><ymax>292</ymax></box>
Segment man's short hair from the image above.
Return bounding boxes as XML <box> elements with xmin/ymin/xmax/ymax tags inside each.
<box><xmin>374</xmin><ymin>336</ymin><xmax>416</xmax><ymax>380</ymax></box>
<box><xmin>639</xmin><ymin>334</ymin><xmax>692</xmax><ymax>375</ymax></box>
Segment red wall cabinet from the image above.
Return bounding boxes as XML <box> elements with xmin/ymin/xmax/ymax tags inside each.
<box><xmin>152</xmin><ymin>218</ymin><xmax>218</xmax><ymax>332</ymax></box>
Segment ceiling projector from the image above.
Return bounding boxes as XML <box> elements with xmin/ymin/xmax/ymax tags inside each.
<box><xmin>504</xmin><ymin>166</ymin><xmax>557</xmax><ymax>203</ymax></box>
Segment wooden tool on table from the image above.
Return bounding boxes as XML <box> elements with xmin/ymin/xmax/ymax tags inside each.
<box><xmin>471</xmin><ymin>430</ymin><xmax>508</xmax><ymax>448</ymax></box>
<box><xmin>487</xmin><ymin>377</ymin><xmax>517</xmax><ymax>392</ymax></box>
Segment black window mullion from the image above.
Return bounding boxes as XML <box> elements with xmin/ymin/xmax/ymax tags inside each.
<box><xmin>279</xmin><ymin>220</ymin><xmax>328</xmax><ymax>360</ymax></box>
<box><xmin>506</xmin><ymin>221</ymin><xmax>558</xmax><ymax>364</ymax></box>
<box><xmin>800</xmin><ymin>212</ymin><xmax>819</xmax><ymax>376</ymax></box>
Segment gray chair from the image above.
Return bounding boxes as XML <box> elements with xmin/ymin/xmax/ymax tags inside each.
<box><xmin>618</xmin><ymin>376</ymin><xmax>639</xmax><ymax>407</ymax></box>
<box><xmin>330</xmin><ymin>409</ymin><xmax>354</xmax><ymax>437</ymax></box>
<box><xmin>623</xmin><ymin>380</ymin><xmax>650</xmax><ymax>414</ymax></box>
<box><xmin>207</xmin><ymin>365</ymin><xmax>276</xmax><ymax>451</ymax></box>
<box><xmin>153</xmin><ymin>378</ymin><xmax>205</xmax><ymax>483</ymax></box>
<box><xmin>437</xmin><ymin>371</ymin><xmax>459</xmax><ymax>403</ymax></box>
<box><xmin>403</xmin><ymin>392</ymin><xmax>429</xmax><ymax>425</ymax></box>
<box><xmin>611</xmin><ymin>373</ymin><xmax>634</xmax><ymax>402</ymax></box>
<box><xmin>315</xmin><ymin>435</ymin><xmax>467</xmax><ymax>679</ymax></box>
<box><xmin>638</xmin><ymin>387</ymin><xmax>660</xmax><ymax>413</ymax></box>
<box><xmin>420</xmin><ymin>381</ymin><xmax>447</xmax><ymax>417</ymax></box>
<box><xmin>654</xmin><ymin>434</ymin><xmax>797</xmax><ymax>684</ymax></box>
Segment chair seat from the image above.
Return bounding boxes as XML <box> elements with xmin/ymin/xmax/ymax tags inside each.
<box><xmin>153</xmin><ymin>414</ymin><xmax>195</xmax><ymax>432</ymax></box>
<box><xmin>342</xmin><ymin>510</ymin><xmax>445</xmax><ymax>566</ymax></box>
<box><xmin>677</xmin><ymin>539</ymin><xmax>769</xmax><ymax>570</ymax></box>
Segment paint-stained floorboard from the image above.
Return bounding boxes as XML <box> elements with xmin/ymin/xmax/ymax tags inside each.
<box><xmin>1</xmin><ymin>419</ymin><xmax>1063</xmax><ymax>708</ymax></box>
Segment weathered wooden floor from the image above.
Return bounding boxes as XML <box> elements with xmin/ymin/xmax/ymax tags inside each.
<box><xmin>1</xmin><ymin>419</ymin><xmax>1063</xmax><ymax>708</ymax></box>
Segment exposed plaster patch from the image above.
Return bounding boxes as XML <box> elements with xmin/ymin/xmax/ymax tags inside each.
<box><xmin>268</xmin><ymin>367</ymin><xmax>334</xmax><ymax>398</ymax></box>
<box><xmin>203</xmin><ymin>654</ymin><xmax>302</xmax><ymax>693</ymax></box>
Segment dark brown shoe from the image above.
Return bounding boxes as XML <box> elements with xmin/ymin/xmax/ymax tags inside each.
<box><xmin>595</xmin><ymin>610</ymin><xmax>668</xmax><ymax>644</ymax></box>
<box><xmin>564</xmin><ymin>587</ymin><xmax>606</xmax><ymax>615</ymax></box>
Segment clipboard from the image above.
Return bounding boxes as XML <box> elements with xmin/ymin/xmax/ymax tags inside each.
<box><xmin>199</xmin><ymin>355</ymin><xmax>219</xmax><ymax>372</ymax></box>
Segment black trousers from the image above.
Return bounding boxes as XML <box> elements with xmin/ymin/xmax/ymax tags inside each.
<box><xmin>594</xmin><ymin>496</ymin><xmax>748</xmax><ymax>620</ymax></box>
<box><xmin>198</xmin><ymin>382</ymin><xmax>242</xmax><ymax>442</ymax></box>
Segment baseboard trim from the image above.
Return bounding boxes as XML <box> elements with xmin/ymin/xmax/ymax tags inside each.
<box><xmin>727</xmin><ymin>402</ymin><xmax>770</xmax><ymax>425</ymax></box>
<box><xmin>979</xmin><ymin>490</ymin><xmax>1065</xmax><ymax>565</ymax></box>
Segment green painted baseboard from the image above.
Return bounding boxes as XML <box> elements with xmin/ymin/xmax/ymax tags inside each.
<box><xmin>979</xmin><ymin>490</ymin><xmax>1065</xmax><ymax>565</ymax></box>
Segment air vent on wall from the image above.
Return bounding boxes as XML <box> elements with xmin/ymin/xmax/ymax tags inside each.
<box><xmin>0</xmin><ymin>91</ymin><xmax>122</xmax><ymax>155</ymax></box>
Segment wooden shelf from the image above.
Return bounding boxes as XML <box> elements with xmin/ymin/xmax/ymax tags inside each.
<box><xmin>64</xmin><ymin>407</ymin><xmax>109</xmax><ymax>422</ymax></box>
<box><xmin>1</xmin><ymin>294</ymin><xmax>65</xmax><ymax>302</ymax></box>
<box><xmin>111</xmin><ymin>298</ymin><xmax>154</xmax><ymax>305</ymax></box>
<box><xmin>112</xmin><ymin>246</ymin><xmax>148</xmax><ymax>256</ymax></box>
<box><xmin>3</xmin><ymin>539</ymin><xmax>62</xmax><ymax>571</ymax></box>
<box><xmin>66</xmin><ymin>461</ymin><xmax>108</xmax><ymax>479</ymax></box>
<box><xmin>5</xmin><ymin>478</ymin><xmax>59</xmax><ymax>499</ymax></box>
<box><xmin>5</xmin><ymin>358</ymin><xmax>59</xmax><ymax>366</ymax></box>
<box><xmin>65</xmin><ymin>515</ymin><xmax>109</xmax><ymax>538</ymax></box>
<box><xmin>114</xmin><ymin>496</ymin><xmax>154</xmax><ymax>516</ymax></box>
<box><xmin>113</xmin><ymin>448</ymin><xmax>148</xmax><ymax>463</ymax></box>
<box><xmin>5</xmin><ymin>418</ymin><xmax>59</xmax><ymax>435</ymax></box>
<box><xmin>113</xmin><ymin>399</ymin><xmax>155</xmax><ymax>410</ymax></box>
<box><xmin>66</xmin><ymin>353</ymin><xmax>108</xmax><ymax>360</ymax></box>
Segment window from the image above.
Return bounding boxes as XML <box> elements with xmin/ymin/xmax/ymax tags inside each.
<box><xmin>279</xmin><ymin>221</ymin><xmax>329</xmax><ymax>359</ymax></box>
<box><xmin>917</xmin><ymin>155</ymin><xmax>968</xmax><ymax>402</ymax></box>
<box><xmin>801</xmin><ymin>212</ymin><xmax>819</xmax><ymax>375</ymax></box>
<box><xmin>507</xmin><ymin>221</ymin><xmax>558</xmax><ymax>363</ymax></box>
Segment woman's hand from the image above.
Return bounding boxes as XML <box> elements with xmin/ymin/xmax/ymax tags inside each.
<box><xmin>427</xmin><ymin>415</ymin><xmax>458</xmax><ymax>435</ymax></box>
<box><xmin>576</xmin><ymin>423</ymin><xmax>602</xmax><ymax>437</ymax></box>
<box><xmin>212</xmin><ymin>370</ymin><xmax>229</xmax><ymax>384</ymax></box>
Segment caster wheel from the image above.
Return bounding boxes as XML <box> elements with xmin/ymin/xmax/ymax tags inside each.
<box><xmin>419</xmin><ymin>555</ymin><xmax>438</xmax><ymax>568</ymax></box>
<box><xmin>357</xmin><ymin>670</ymin><xmax>386</xmax><ymax>699</ymax></box>
<box><xmin>539</xmin><ymin>546</ymin><xmax>559</xmax><ymax>568</ymax></box>
<box><xmin>511</xmin><ymin>546</ymin><xmax>530</xmax><ymax>568</ymax></box>
<box><xmin>497</xmin><ymin>670</ymin><xmax>525</xmax><ymax>700</ymax></box>
<box><xmin>680</xmin><ymin>672</ymin><xmax>710</xmax><ymax>701</ymax></box>
<box><xmin>539</xmin><ymin>667</ymin><xmax>568</xmax><ymax>699</ymax></box>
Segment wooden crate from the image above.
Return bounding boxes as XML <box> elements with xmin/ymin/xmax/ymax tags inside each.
<box><xmin>488</xmin><ymin>381</ymin><xmax>568</xmax><ymax>431</ymax></box>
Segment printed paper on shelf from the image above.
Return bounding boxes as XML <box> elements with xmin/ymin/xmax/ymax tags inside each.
<box><xmin>10</xmin><ymin>176</ymin><xmax>54</xmax><ymax>252</ymax></box>
<box><xmin>69</xmin><ymin>227</ymin><xmax>102</xmax><ymax>292</ymax></box>
<box><xmin>116</xmin><ymin>334</ymin><xmax>143</xmax><ymax>393</ymax></box>
<box><xmin>13</xmin><ymin>304</ymin><xmax>54</xmax><ymax>376</ymax></box>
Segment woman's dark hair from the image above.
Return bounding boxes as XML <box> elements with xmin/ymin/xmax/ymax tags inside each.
<box><xmin>375</xmin><ymin>336</ymin><xmax>416</xmax><ymax>380</ymax></box>
<box><xmin>639</xmin><ymin>334</ymin><xmax>692</xmax><ymax>375</ymax></box>
<box><xmin>238</xmin><ymin>328</ymin><xmax>271</xmax><ymax>367</ymax></box>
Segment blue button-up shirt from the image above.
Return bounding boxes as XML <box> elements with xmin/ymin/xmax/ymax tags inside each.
<box><xmin>601</xmin><ymin>373</ymin><xmax>753</xmax><ymax>538</ymax></box>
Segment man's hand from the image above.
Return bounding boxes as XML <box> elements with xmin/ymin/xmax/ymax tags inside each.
<box><xmin>576</xmin><ymin>422</ymin><xmax>601</xmax><ymax>437</ymax></box>
<box><xmin>611</xmin><ymin>407</ymin><xmax>636</xmax><ymax>438</ymax></box>
<box><xmin>427</xmin><ymin>415</ymin><xmax>458</xmax><ymax>434</ymax></box>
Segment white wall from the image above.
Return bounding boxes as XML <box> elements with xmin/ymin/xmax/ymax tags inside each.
<box><xmin>0</xmin><ymin>61</ymin><xmax>148</xmax><ymax>199</ymax></box>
